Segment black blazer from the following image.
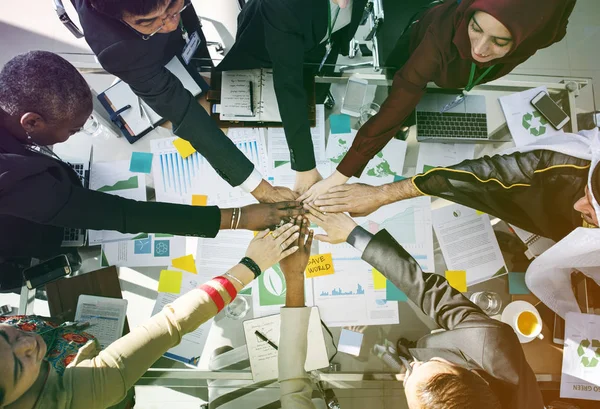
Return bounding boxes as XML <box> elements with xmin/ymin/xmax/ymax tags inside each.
<box><xmin>363</xmin><ymin>230</ymin><xmax>544</xmax><ymax>409</ymax></box>
<box><xmin>74</xmin><ymin>0</ymin><xmax>255</xmax><ymax>187</ymax></box>
<box><xmin>218</xmin><ymin>0</ymin><xmax>367</xmax><ymax>172</ymax></box>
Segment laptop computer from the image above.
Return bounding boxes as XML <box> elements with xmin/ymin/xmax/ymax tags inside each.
<box><xmin>416</xmin><ymin>93</ymin><xmax>489</xmax><ymax>143</ymax></box>
<box><xmin>60</xmin><ymin>146</ymin><xmax>93</xmax><ymax>247</ymax></box>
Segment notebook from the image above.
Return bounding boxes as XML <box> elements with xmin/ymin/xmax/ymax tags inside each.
<box><xmin>242</xmin><ymin>307</ymin><xmax>329</xmax><ymax>382</ymax></box>
<box><xmin>75</xmin><ymin>295</ymin><xmax>128</xmax><ymax>349</ymax></box>
<box><xmin>219</xmin><ymin>69</ymin><xmax>282</xmax><ymax>122</ymax></box>
<box><xmin>98</xmin><ymin>56</ymin><xmax>205</xmax><ymax>143</ymax></box>
<box><xmin>508</xmin><ymin>224</ymin><xmax>555</xmax><ymax>259</ymax></box>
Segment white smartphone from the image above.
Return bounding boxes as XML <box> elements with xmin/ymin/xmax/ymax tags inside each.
<box><xmin>530</xmin><ymin>91</ymin><xmax>570</xmax><ymax>130</ymax></box>
<box><xmin>341</xmin><ymin>77</ymin><xmax>368</xmax><ymax>117</ymax></box>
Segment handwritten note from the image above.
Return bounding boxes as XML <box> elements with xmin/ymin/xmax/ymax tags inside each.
<box><xmin>172</xmin><ymin>254</ymin><xmax>197</xmax><ymax>274</ymax></box>
<box><xmin>192</xmin><ymin>195</ymin><xmax>208</xmax><ymax>206</ymax></box>
<box><xmin>305</xmin><ymin>253</ymin><xmax>334</xmax><ymax>278</ymax></box>
<box><xmin>172</xmin><ymin>138</ymin><xmax>196</xmax><ymax>159</ymax></box>
<box><xmin>220</xmin><ymin>71</ymin><xmax>254</xmax><ymax>116</ymax></box>
<box><xmin>372</xmin><ymin>268</ymin><xmax>387</xmax><ymax>290</ymax></box>
<box><xmin>445</xmin><ymin>270</ymin><xmax>468</xmax><ymax>292</ymax></box>
<box><xmin>158</xmin><ymin>270</ymin><xmax>183</xmax><ymax>293</ymax></box>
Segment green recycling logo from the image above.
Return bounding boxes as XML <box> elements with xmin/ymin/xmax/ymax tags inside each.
<box><xmin>577</xmin><ymin>339</ymin><xmax>600</xmax><ymax>368</ymax></box>
<box><xmin>522</xmin><ymin>110</ymin><xmax>548</xmax><ymax>137</ymax></box>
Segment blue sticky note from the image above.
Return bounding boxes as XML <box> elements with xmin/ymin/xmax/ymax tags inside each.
<box><xmin>508</xmin><ymin>272</ymin><xmax>530</xmax><ymax>295</ymax></box>
<box><xmin>330</xmin><ymin>114</ymin><xmax>351</xmax><ymax>134</ymax></box>
<box><xmin>129</xmin><ymin>152</ymin><xmax>153</xmax><ymax>174</ymax></box>
<box><xmin>393</xmin><ymin>175</ymin><xmax>406</xmax><ymax>182</ymax></box>
<box><xmin>386</xmin><ymin>281</ymin><xmax>408</xmax><ymax>301</ymax></box>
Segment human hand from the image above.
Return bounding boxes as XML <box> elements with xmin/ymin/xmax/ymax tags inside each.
<box><xmin>297</xmin><ymin>170</ymin><xmax>349</xmax><ymax>203</ymax></box>
<box><xmin>304</xmin><ymin>203</ymin><xmax>358</xmax><ymax>244</ymax></box>
<box><xmin>294</xmin><ymin>168</ymin><xmax>323</xmax><ymax>196</ymax></box>
<box><xmin>314</xmin><ymin>183</ymin><xmax>390</xmax><ymax>216</ymax></box>
<box><xmin>244</xmin><ymin>223</ymin><xmax>300</xmax><ymax>271</ymax></box>
<box><xmin>251</xmin><ymin>180</ymin><xmax>299</xmax><ymax>203</ymax></box>
<box><xmin>238</xmin><ymin>202</ymin><xmax>304</xmax><ymax>231</ymax></box>
<box><xmin>279</xmin><ymin>216</ymin><xmax>314</xmax><ymax>282</ymax></box>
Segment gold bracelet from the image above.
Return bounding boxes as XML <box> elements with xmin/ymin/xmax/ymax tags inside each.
<box><xmin>230</xmin><ymin>208</ymin><xmax>237</xmax><ymax>230</ymax></box>
<box><xmin>235</xmin><ymin>207</ymin><xmax>242</xmax><ymax>230</ymax></box>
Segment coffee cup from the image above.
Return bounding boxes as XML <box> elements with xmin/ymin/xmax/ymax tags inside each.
<box><xmin>501</xmin><ymin>301</ymin><xmax>544</xmax><ymax>343</ymax></box>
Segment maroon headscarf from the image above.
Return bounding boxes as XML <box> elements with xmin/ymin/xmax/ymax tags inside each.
<box><xmin>452</xmin><ymin>0</ymin><xmax>576</xmax><ymax>67</ymax></box>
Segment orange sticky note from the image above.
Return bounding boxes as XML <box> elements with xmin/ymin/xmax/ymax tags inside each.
<box><xmin>172</xmin><ymin>138</ymin><xmax>196</xmax><ymax>158</ymax></box>
<box><xmin>158</xmin><ymin>270</ymin><xmax>183</xmax><ymax>293</ymax></box>
<box><xmin>372</xmin><ymin>268</ymin><xmax>387</xmax><ymax>290</ymax></box>
<box><xmin>305</xmin><ymin>253</ymin><xmax>334</xmax><ymax>278</ymax></box>
<box><xmin>445</xmin><ymin>270</ymin><xmax>467</xmax><ymax>292</ymax></box>
<box><xmin>171</xmin><ymin>254</ymin><xmax>197</xmax><ymax>274</ymax></box>
<box><xmin>192</xmin><ymin>195</ymin><xmax>208</xmax><ymax>206</ymax></box>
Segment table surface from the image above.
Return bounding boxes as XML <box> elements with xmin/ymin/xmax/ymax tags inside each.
<box><xmin>4</xmin><ymin>69</ymin><xmax>597</xmax><ymax>388</ymax></box>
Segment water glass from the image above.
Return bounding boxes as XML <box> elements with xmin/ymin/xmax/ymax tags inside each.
<box><xmin>359</xmin><ymin>102</ymin><xmax>381</xmax><ymax>126</ymax></box>
<box><xmin>225</xmin><ymin>296</ymin><xmax>250</xmax><ymax>320</ymax></box>
<box><xmin>470</xmin><ymin>291</ymin><xmax>502</xmax><ymax>316</ymax></box>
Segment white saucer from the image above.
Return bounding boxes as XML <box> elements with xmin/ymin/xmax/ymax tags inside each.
<box><xmin>500</xmin><ymin>300</ymin><xmax>542</xmax><ymax>344</ymax></box>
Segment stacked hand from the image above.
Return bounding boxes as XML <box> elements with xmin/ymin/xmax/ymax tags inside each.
<box><xmin>304</xmin><ymin>203</ymin><xmax>358</xmax><ymax>244</ymax></box>
<box><xmin>239</xmin><ymin>202</ymin><xmax>304</xmax><ymax>231</ymax></box>
<box><xmin>297</xmin><ymin>171</ymin><xmax>349</xmax><ymax>203</ymax></box>
<box><xmin>245</xmin><ymin>223</ymin><xmax>301</xmax><ymax>272</ymax></box>
<box><xmin>313</xmin><ymin>183</ymin><xmax>388</xmax><ymax>217</ymax></box>
<box><xmin>279</xmin><ymin>216</ymin><xmax>314</xmax><ymax>281</ymax></box>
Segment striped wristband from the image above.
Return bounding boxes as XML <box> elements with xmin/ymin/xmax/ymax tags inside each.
<box><xmin>199</xmin><ymin>284</ymin><xmax>225</xmax><ymax>312</ymax></box>
<box><xmin>239</xmin><ymin>257</ymin><xmax>262</xmax><ymax>279</ymax></box>
<box><xmin>213</xmin><ymin>276</ymin><xmax>238</xmax><ymax>301</ymax></box>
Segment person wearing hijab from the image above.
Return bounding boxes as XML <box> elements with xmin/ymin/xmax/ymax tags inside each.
<box><xmin>300</xmin><ymin>0</ymin><xmax>577</xmax><ymax>202</ymax></box>
<box><xmin>0</xmin><ymin>222</ymin><xmax>302</xmax><ymax>409</ymax></box>
<box><xmin>217</xmin><ymin>0</ymin><xmax>367</xmax><ymax>195</ymax></box>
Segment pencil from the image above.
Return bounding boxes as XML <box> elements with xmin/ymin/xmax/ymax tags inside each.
<box><xmin>249</xmin><ymin>80</ymin><xmax>254</xmax><ymax>116</ymax></box>
<box><xmin>255</xmin><ymin>330</ymin><xmax>278</xmax><ymax>350</ymax></box>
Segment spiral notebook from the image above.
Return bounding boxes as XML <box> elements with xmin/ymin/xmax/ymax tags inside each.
<box><xmin>509</xmin><ymin>224</ymin><xmax>555</xmax><ymax>259</ymax></box>
<box><xmin>219</xmin><ymin>69</ymin><xmax>282</xmax><ymax>122</ymax></box>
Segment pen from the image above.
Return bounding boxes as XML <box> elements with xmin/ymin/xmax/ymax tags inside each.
<box><xmin>249</xmin><ymin>80</ymin><xmax>254</xmax><ymax>116</ymax></box>
<box><xmin>138</xmin><ymin>97</ymin><xmax>155</xmax><ymax>129</ymax></box>
<box><xmin>255</xmin><ymin>330</ymin><xmax>278</xmax><ymax>350</ymax></box>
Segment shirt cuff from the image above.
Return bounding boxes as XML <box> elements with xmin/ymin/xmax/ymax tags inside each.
<box><xmin>239</xmin><ymin>168</ymin><xmax>263</xmax><ymax>193</ymax></box>
<box><xmin>346</xmin><ymin>226</ymin><xmax>374</xmax><ymax>253</ymax></box>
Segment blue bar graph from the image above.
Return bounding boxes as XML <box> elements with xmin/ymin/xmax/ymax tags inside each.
<box><xmin>320</xmin><ymin>283</ymin><xmax>365</xmax><ymax>297</ymax></box>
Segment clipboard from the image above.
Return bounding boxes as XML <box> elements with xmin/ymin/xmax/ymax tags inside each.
<box><xmin>97</xmin><ymin>56</ymin><xmax>209</xmax><ymax>144</ymax></box>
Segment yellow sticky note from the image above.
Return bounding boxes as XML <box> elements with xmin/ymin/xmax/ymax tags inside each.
<box><xmin>476</xmin><ymin>210</ymin><xmax>485</xmax><ymax>215</ymax></box>
<box><xmin>305</xmin><ymin>253</ymin><xmax>335</xmax><ymax>278</ymax></box>
<box><xmin>192</xmin><ymin>194</ymin><xmax>208</xmax><ymax>206</ymax></box>
<box><xmin>158</xmin><ymin>270</ymin><xmax>183</xmax><ymax>293</ymax></box>
<box><xmin>372</xmin><ymin>268</ymin><xmax>387</xmax><ymax>290</ymax></box>
<box><xmin>172</xmin><ymin>138</ymin><xmax>196</xmax><ymax>158</ymax></box>
<box><xmin>172</xmin><ymin>254</ymin><xmax>197</xmax><ymax>274</ymax></box>
<box><xmin>445</xmin><ymin>270</ymin><xmax>467</xmax><ymax>292</ymax></box>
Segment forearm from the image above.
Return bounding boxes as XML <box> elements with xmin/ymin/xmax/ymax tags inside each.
<box><xmin>285</xmin><ymin>278</ymin><xmax>305</xmax><ymax>307</ymax></box>
<box><xmin>380</xmin><ymin>178</ymin><xmax>424</xmax><ymax>204</ymax></box>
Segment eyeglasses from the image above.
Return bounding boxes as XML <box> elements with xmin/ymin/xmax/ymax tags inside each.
<box><xmin>125</xmin><ymin>0</ymin><xmax>192</xmax><ymax>41</ymax></box>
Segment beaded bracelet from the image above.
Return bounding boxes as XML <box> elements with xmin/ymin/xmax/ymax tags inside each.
<box><xmin>239</xmin><ymin>256</ymin><xmax>262</xmax><ymax>279</ymax></box>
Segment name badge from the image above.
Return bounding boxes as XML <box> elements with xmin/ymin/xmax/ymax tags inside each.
<box><xmin>182</xmin><ymin>31</ymin><xmax>201</xmax><ymax>65</ymax></box>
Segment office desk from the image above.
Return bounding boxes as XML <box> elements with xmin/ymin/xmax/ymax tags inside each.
<box><xmin>6</xmin><ymin>70</ymin><xmax>596</xmax><ymax>401</ymax></box>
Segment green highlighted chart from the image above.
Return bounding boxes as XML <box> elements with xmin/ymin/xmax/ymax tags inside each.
<box><xmin>97</xmin><ymin>176</ymin><xmax>139</xmax><ymax>192</ymax></box>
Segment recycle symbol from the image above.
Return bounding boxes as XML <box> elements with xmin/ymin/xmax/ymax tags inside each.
<box><xmin>522</xmin><ymin>110</ymin><xmax>548</xmax><ymax>137</ymax></box>
<box><xmin>576</xmin><ymin>339</ymin><xmax>600</xmax><ymax>368</ymax></box>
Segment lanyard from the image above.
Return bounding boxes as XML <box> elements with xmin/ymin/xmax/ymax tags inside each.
<box><xmin>179</xmin><ymin>20</ymin><xmax>189</xmax><ymax>42</ymax></box>
<box><xmin>465</xmin><ymin>63</ymin><xmax>495</xmax><ymax>92</ymax></box>
<box><xmin>326</xmin><ymin>2</ymin><xmax>341</xmax><ymax>45</ymax></box>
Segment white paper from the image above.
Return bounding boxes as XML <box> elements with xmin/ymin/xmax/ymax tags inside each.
<box><xmin>432</xmin><ymin>204</ymin><xmax>507</xmax><ymax>284</ymax></box>
<box><xmin>100</xmin><ymin>234</ymin><xmax>186</xmax><ymax>267</ymax></box>
<box><xmin>499</xmin><ymin>86</ymin><xmax>561</xmax><ymax>147</ymax></box>
<box><xmin>269</xmin><ymin>160</ymin><xmax>332</xmax><ymax>190</ymax></box>
<box><xmin>356</xmin><ymin>197</ymin><xmax>435</xmax><ymax>272</ymax></box>
<box><xmin>150</xmin><ymin>134</ymin><xmax>264</xmax><ymax>206</ymax></box>
<box><xmin>415</xmin><ymin>143</ymin><xmax>476</xmax><ymax>175</ymax></box>
<box><xmin>196</xmin><ymin>231</ymin><xmax>254</xmax><ymax>276</ymax></box>
<box><xmin>327</xmin><ymin>130</ymin><xmax>407</xmax><ymax>185</ymax></box>
<box><xmin>75</xmin><ymin>295</ymin><xmax>127</xmax><ymax>350</ymax></box>
<box><xmin>88</xmin><ymin>160</ymin><xmax>146</xmax><ymax>244</ymax></box>
<box><xmin>242</xmin><ymin>307</ymin><xmax>330</xmax><ymax>382</ymax></box>
<box><xmin>560</xmin><ymin>312</ymin><xmax>600</xmax><ymax>400</ymax></box>
<box><xmin>220</xmin><ymin>70</ymin><xmax>258</xmax><ymax>117</ymax></box>
<box><xmin>268</xmin><ymin>104</ymin><xmax>326</xmax><ymax>164</ymax></box>
<box><xmin>310</xmin><ymin>259</ymin><xmax>399</xmax><ymax>327</ymax></box>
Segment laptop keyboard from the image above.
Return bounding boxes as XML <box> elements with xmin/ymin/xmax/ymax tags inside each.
<box><xmin>68</xmin><ymin>163</ymin><xmax>86</xmax><ymax>185</ymax></box>
<box><xmin>63</xmin><ymin>162</ymin><xmax>86</xmax><ymax>245</ymax></box>
<box><xmin>417</xmin><ymin>112</ymin><xmax>488</xmax><ymax>139</ymax></box>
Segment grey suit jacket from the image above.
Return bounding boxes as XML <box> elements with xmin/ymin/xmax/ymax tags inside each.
<box><xmin>362</xmin><ymin>230</ymin><xmax>544</xmax><ymax>409</ymax></box>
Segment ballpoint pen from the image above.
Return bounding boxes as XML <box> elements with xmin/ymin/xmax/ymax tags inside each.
<box><xmin>138</xmin><ymin>96</ymin><xmax>154</xmax><ymax>129</ymax></box>
<box><xmin>249</xmin><ymin>80</ymin><xmax>255</xmax><ymax>116</ymax></box>
<box><xmin>255</xmin><ymin>330</ymin><xmax>278</xmax><ymax>350</ymax></box>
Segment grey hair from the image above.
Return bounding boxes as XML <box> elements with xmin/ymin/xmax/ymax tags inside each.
<box><xmin>0</xmin><ymin>51</ymin><xmax>92</xmax><ymax>123</ymax></box>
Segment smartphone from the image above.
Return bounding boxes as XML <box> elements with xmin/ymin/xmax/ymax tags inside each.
<box><xmin>531</xmin><ymin>91</ymin><xmax>570</xmax><ymax>130</ymax></box>
<box><xmin>341</xmin><ymin>77</ymin><xmax>368</xmax><ymax>117</ymax></box>
<box><xmin>23</xmin><ymin>255</ymin><xmax>71</xmax><ymax>290</ymax></box>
